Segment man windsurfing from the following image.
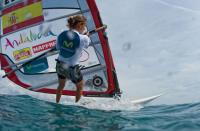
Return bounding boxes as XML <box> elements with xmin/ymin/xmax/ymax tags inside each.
<box><xmin>55</xmin><ymin>15</ymin><xmax>90</xmax><ymax>103</ymax></box>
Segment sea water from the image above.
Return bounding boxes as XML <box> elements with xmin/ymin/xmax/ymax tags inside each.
<box><xmin>0</xmin><ymin>95</ymin><xmax>200</xmax><ymax>131</ymax></box>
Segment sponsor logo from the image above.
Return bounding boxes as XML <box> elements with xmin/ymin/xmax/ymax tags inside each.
<box><xmin>63</xmin><ymin>41</ymin><xmax>73</xmax><ymax>48</ymax></box>
<box><xmin>93</xmin><ymin>75</ymin><xmax>103</xmax><ymax>87</ymax></box>
<box><xmin>23</xmin><ymin>57</ymin><xmax>49</xmax><ymax>74</ymax></box>
<box><xmin>13</xmin><ymin>47</ymin><xmax>32</xmax><ymax>61</ymax></box>
<box><xmin>32</xmin><ymin>40</ymin><xmax>56</xmax><ymax>53</ymax></box>
<box><xmin>8</xmin><ymin>12</ymin><xmax>18</xmax><ymax>25</ymax></box>
<box><xmin>4</xmin><ymin>29</ymin><xmax>56</xmax><ymax>50</ymax></box>
<box><xmin>85</xmin><ymin>75</ymin><xmax>106</xmax><ymax>89</ymax></box>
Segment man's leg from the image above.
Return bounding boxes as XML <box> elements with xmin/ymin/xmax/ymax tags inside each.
<box><xmin>75</xmin><ymin>80</ymin><xmax>83</xmax><ymax>102</ymax></box>
<box><xmin>56</xmin><ymin>78</ymin><xmax>67</xmax><ymax>103</ymax></box>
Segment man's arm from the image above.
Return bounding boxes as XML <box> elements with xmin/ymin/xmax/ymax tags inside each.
<box><xmin>82</xmin><ymin>34</ymin><xmax>91</xmax><ymax>48</ymax></box>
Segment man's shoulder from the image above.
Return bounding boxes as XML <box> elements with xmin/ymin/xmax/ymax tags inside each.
<box><xmin>58</xmin><ymin>30</ymin><xmax>67</xmax><ymax>38</ymax></box>
<box><xmin>59</xmin><ymin>30</ymin><xmax>69</xmax><ymax>36</ymax></box>
<box><xmin>79</xmin><ymin>34</ymin><xmax>89</xmax><ymax>40</ymax></box>
<box><xmin>58</xmin><ymin>30</ymin><xmax>79</xmax><ymax>39</ymax></box>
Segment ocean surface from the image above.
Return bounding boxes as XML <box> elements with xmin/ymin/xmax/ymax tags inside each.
<box><xmin>0</xmin><ymin>95</ymin><xmax>200</xmax><ymax>131</ymax></box>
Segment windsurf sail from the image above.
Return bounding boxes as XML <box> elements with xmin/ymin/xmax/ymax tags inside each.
<box><xmin>0</xmin><ymin>0</ymin><xmax>121</xmax><ymax>98</ymax></box>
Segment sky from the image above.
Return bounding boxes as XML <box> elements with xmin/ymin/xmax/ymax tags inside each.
<box><xmin>96</xmin><ymin>0</ymin><xmax>200</xmax><ymax>104</ymax></box>
<box><xmin>1</xmin><ymin>0</ymin><xmax>200</xmax><ymax>105</ymax></box>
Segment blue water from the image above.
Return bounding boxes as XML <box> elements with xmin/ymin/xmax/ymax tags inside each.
<box><xmin>0</xmin><ymin>95</ymin><xmax>200</xmax><ymax>131</ymax></box>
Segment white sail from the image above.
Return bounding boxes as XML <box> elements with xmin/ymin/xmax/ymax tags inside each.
<box><xmin>0</xmin><ymin>0</ymin><xmax>121</xmax><ymax>98</ymax></box>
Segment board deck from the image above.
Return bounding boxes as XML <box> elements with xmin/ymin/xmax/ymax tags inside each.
<box><xmin>130</xmin><ymin>94</ymin><xmax>163</xmax><ymax>105</ymax></box>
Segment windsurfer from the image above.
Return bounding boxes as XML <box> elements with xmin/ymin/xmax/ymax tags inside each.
<box><xmin>55</xmin><ymin>15</ymin><xmax>90</xmax><ymax>103</ymax></box>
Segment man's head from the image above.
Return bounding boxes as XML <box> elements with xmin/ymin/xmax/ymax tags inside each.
<box><xmin>67</xmin><ymin>15</ymin><xmax>87</xmax><ymax>34</ymax></box>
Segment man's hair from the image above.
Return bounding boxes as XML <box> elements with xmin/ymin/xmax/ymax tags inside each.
<box><xmin>67</xmin><ymin>15</ymin><xmax>86</xmax><ymax>29</ymax></box>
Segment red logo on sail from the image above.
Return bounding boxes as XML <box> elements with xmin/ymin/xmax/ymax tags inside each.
<box><xmin>32</xmin><ymin>40</ymin><xmax>56</xmax><ymax>53</ymax></box>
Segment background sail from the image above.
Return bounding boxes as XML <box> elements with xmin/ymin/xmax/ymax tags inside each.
<box><xmin>0</xmin><ymin>0</ymin><xmax>121</xmax><ymax>97</ymax></box>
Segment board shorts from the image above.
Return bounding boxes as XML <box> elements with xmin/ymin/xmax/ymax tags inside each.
<box><xmin>56</xmin><ymin>60</ymin><xmax>83</xmax><ymax>84</ymax></box>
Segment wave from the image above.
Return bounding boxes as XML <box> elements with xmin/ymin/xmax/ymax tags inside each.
<box><xmin>0</xmin><ymin>95</ymin><xmax>200</xmax><ymax>131</ymax></box>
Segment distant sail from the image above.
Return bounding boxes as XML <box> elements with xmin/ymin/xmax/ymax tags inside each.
<box><xmin>0</xmin><ymin>0</ymin><xmax>121</xmax><ymax>98</ymax></box>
